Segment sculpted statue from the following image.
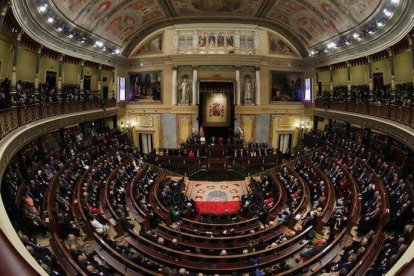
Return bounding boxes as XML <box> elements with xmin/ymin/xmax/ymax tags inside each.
<box><xmin>179</xmin><ymin>78</ymin><xmax>191</xmax><ymax>105</ymax></box>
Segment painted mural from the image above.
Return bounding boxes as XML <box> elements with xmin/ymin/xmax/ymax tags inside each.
<box><xmin>129</xmin><ymin>71</ymin><xmax>162</xmax><ymax>102</ymax></box>
<box><xmin>53</xmin><ymin>0</ymin><xmax>166</xmax><ymax>46</ymax></box>
<box><xmin>53</xmin><ymin>0</ymin><xmax>382</xmax><ymax>49</ymax></box>
<box><xmin>171</xmin><ymin>0</ymin><xmax>262</xmax><ymax>16</ymax></box>
<box><xmin>270</xmin><ymin>71</ymin><xmax>303</xmax><ymax>102</ymax></box>
<box><xmin>266</xmin><ymin>0</ymin><xmax>381</xmax><ymax>46</ymax></box>
<box><xmin>135</xmin><ymin>34</ymin><xmax>162</xmax><ymax>55</ymax></box>
<box><xmin>191</xmin><ymin>0</ymin><xmax>245</xmax><ymax>12</ymax></box>
<box><xmin>269</xmin><ymin>33</ymin><xmax>295</xmax><ymax>55</ymax></box>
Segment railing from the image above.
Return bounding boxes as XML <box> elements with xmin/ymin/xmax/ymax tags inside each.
<box><xmin>315</xmin><ymin>99</ymin><xmax>414</xmax><ymax>127</ymax></box>
<box><xmin>0</xmin><ymin>99</ymin><xmax>116</xmax><ymax>139</ymax></box>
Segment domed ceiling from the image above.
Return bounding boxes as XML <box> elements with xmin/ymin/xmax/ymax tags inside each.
<box><xmin>50</xmin><ymin>0</ymin><xmax>382</xmax><ymax>48</ymax></box>
<box><xmin>15</xmin><ymin>0</ymin><xmax>412</xmax><ymax>60</ymax></box>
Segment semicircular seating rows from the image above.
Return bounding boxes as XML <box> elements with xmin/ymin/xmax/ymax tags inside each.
<box><xmin>2</xmin><ymin>124</ymin><xmax>414</xmax><ymax>275</ymax></box>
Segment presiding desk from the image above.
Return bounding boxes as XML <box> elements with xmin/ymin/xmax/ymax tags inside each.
<box><xmin>151</xmin><ymin>144</ymin><xmax>282</xmax><ymax>173</ymax></box>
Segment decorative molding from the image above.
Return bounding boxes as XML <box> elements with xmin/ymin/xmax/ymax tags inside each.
<box><xmin>12</xmin><ymin>0</ymin><xmax>124</xmax><ymax>66</ymax></box>
<box><xmin>124</xmin><ymin>18</ymin><xmax>308</xmax><ymax>57</ymax></box>
<box><xmin>136</xmin><ymin>114</ymin><xmax>154</xmax><ymax>128</ymax></box>
<box><xmin>304</xmin><ymin>0</ymin><xmax>414</xmax><ymax>68</ymax></box>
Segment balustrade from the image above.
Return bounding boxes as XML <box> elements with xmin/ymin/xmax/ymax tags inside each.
<box><xmin>330</xmin><ymin>101</ymin><xmax>347</xmax><ymax>111</ymax></box>
<box><xmin>0</xmin><ymin>100</ymin><xmax>112</xmax><ymax>139</ymax></box>
<box><xmin>319</xmin><ymin>101</ymin><xmax>414</xmax><ymax>129</ymax></box>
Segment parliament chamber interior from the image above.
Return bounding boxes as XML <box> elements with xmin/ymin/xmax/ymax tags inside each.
<box><xmin>1</xmin><ymin>0</ymin><xmax>414</xmax><ymax>275</ymax></box>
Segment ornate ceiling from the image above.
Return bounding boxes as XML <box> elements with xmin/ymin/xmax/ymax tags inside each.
<box><xmin>13</xmin><ymin>0</ymin><xmax>414</xmax><ymax>63</ymax></box>
<box><xmin>39</xmin><ymin>0</ymin><xmax>383</xmax><ymax>52</ymax></box>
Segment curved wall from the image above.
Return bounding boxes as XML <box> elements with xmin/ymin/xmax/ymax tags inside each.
<box><xmin>0</xmin><ymin>107</ymin><xmax>117</xmax><ymax>275</ymax></box>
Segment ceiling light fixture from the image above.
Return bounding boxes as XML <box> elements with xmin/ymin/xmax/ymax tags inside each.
<box><xmin>47</xmin><ymin>17</ymin><xmax>54</xmax><ymax>23</ymax></box>
<box><xmin>383</xmin><ymin>9</ymin><xmax>392</xmax><ymax>17</ymax></box>
<box><xmin>327</xmin><ymin>42</ymin><xmax>337</xmax><ymax>49</ymax></box>
<box><xmin>39</xmin><ymin>5</ymin><xmax>47</xmax><ymax>13</ymax></box>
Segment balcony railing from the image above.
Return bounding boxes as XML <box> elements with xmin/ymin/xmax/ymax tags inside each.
<box><xmin>315</xmin><ymin>99</ymin><xmax>414</xmax><ymax>128</ymax></box>
<box><xmin>0</xmin><ymin>99</ymin><xmax>116</xmax><ymax>139</ymax></box>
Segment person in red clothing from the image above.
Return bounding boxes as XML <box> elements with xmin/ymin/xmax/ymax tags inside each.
<box><xmin>188</xmin><ymin>150</ymin><xmax>194</xmax><ymax>158</ymax></box>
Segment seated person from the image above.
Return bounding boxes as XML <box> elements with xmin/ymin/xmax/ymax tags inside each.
<box><xmin>90</xmin><ymin>216</ymin><xmax>109</xmax><ymax>235</ymax></box>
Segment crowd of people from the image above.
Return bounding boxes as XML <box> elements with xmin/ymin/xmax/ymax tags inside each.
<box><xmin>310</xmin><ymin>126</ymin><xmax>413</xmax><ymax>274</ymax></box>
<box><xmin>1</xmin><ymin>117</ymin><xmax>414</xmax><ymax>275</ymax></box>
<box><xmin>0</xmin><ymin>79</ymin><xmax>112</xmax><ymax>109</ymax></box>
<box><xmin>318</xmin><ymin>82</ymin><xmax>414</xmax><ymax>107</ymax></box>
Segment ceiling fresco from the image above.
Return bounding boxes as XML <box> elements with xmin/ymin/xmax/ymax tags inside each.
<box><xmin>266</xmin><ymin>0</ymin><xmax>382</xmax><ymax>47</ymax></box>
<box><xmin>44</xmin><ymin>0</ymin><xmax>384</xmax><ymax>52</ymax></box>
<box><xmin>171</xmin><ymin>0</ymin><xmax>262</xmax><ymax>16</ymax></box>
<box><xmin>53</xmin><ymin>0</ymin><xmax>167</xmax><ymax>46</ymax></box>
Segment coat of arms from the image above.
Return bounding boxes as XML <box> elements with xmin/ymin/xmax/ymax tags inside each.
<box><xmin>209</xmin><ymin>102</ymin><xmax>224</xmax><ymax>117</ymax></box>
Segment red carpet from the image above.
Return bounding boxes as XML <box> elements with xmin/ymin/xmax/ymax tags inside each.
<box><xmin>195</xmin><ymin>201</ymin><xmax>241</xmax><ymax>215</ymax></box>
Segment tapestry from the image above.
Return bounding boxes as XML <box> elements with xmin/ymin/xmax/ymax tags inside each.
<box><xmin>202</xmin><ymin>92</ymin><xmax>231</xmax><ymax>127</ymax></box>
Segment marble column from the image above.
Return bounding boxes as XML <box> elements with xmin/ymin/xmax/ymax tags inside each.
<box><xmin>367</xmin><ymin>56</ymin><xmax>373</xmax><ymax>93</ymax></box>
<box><xmin>172</xmin><ymin>68</ymin><xmax>177</xmax><ymax>105</ymax></box>
<box><xmin>235</xmin><ymin>67</ymin><xmax>241</xmax><ymax>105</ymax></box>
<box><xmin>255</xmin><ymin>67</ymin><xmax>260</xmax><ymax>105</ymax></box>
<box><xmin>409</xmin><ymin>36</ymin><xmax>414</xmax><ymax>86</ymax></box>
<box><xmin>388</xmin><ymin>48</ymin><xmax>395</xmax><ymax>92</ymax></box>
<box><xmin>97</xmin><ymin>65</ymin><xmax>102</xmax><ymax>97</ymax></box>
<box><xmin>10</xmin><ymin>30</ymin><xmax>23</xmax><ymax>105</ymax></box>
<box><xmin>329</xmin><ymin>65</ymin><xmax>333</xmax><ymax>92</ymax></box>
<box><xmin>79</xmin><ymin>60</ymin><xmax>85</xmax><ymax>97</ymax></box>
<box><xmin>34</xmin><ymin>46</ymin><xmax>42</xmax><ymax>102</ymax></box>
<box><xmin>316</xmin><ymin>69</ymin><xmax>320</xmax><ymax>96</ymax></box>
<box><xmin>112</xmin><ymin>69</ymin><xmax>116</xmax><ymax>99</ymax></box>
<box><xmin>57</xmin><ymin>54</ymin><xmax>64</xmax><ymax>100</ymax></box>
<box><xmin>347</xmin><ymin>61</ymin><xmax>351</xmax><ymax>93</ymax></box>
<box><xmin>192</xmin><ymin>67</ymin><xmax>198</xmax><ymax>105</ymax></box>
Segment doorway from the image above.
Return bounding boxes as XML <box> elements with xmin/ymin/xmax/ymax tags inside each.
<box><xmin>103</xmin><ymin>86</ymin><xmax>109</xmax><ymax>101</ymax></box>
<box><xmin>373</xmin><ymin>73</ymin><xmax>384</xmax><ymax>91</ymax></box>
<box><xmin>278</xmin><ymin>133</ymin><xmax>292</xmax><ymax>154</ymax></box>
<box><xmin>46</xmin><ymin>71</ymin><xmax>57</xmax><ymax>90</ymax></box>
<box><xmin>139</xmin><ymin>133</ymin><xmax>154</xmax><ymax>154</ymax></box>
<box><xmin>84</xmin><ymin>76</ymin><xmax>91</xmax><ymax>92</ymax></box>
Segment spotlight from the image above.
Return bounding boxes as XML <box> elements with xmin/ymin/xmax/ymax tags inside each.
<box><xmin>95</xmin><ymin>41</ymin><xmax>104</xmax><ymax>47</ymax></box>
<box><xmin>47</xmin><ymin>17</ymin><xmax>54</xmax><ymax>23</ymax></box>
<box><xmin>383</xmin><ymin>9</ymin><xmax>392</xmax><ymax>17</ymax></box>
<box><xmin>377</xmin><ymin>22</ymin><xmax>384</xmax><ymax>27</ymax></box>
<box><xmin>39</xmin><ymin>5</ymin><xmax>47</xmax><ymax>13</ymax></box>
